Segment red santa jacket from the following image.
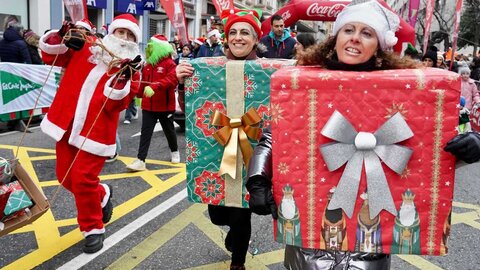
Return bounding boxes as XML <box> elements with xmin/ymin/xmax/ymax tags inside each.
<box><xmin>39</xmin><ymin>30</ymin><xmax>140</xmax><ymax>157</ymax></box>
<box><xmin>139</xmin><ymin>57</ymin><xmax>178</xmax><ymax>112</ymax></box>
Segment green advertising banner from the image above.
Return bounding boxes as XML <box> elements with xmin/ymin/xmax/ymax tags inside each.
<box><xmin>0</xmin><ymin>63</ymin><xmax>61</xmax><ymax>115</ymax></box>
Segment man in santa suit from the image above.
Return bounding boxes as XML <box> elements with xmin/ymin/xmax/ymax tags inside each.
<box><xmin>38</xmin><ymin>14</ymin><xmax>142</xmax><ymax>253</ymax></box>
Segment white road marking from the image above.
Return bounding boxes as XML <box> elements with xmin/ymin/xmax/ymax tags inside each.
<box><xmin>57</xmin><ymin>188</ymin><xmax>187</xmax><ymax>270</ymax></box>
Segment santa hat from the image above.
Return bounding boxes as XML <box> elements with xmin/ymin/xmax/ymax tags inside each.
<box><xmin>333</xmin><ymin>0</ymin><xmax>400</xmax><ymax>51</ymax></box>
<box><xmin>207</xmin><ymin>29</ymin><xmax>220</xmax><ymax>39</ymax></box>
<box><xmin>146</xmin><ymin>34</ymin><xmax>174</xmax><ymax>63</ymax></box>
<box><xmin>221</xmin><ymin>8</ymin><xmax>262</xmax><ymax>40</ymax></box>
<box><xmin>108</xmin><ymin>14</ymin><xmax>141</xmax><ymax>42</ymax></box>
<box><xmin>151</xmin><ymin>34</ymin><xmax>169</xmax><ymax>45</ymax></box>
<box><xmin>193</xmin><ymin>38</ymin><xmax>204</xmax><ymax>46</ymax></box>
<box><xmin>75</xmin><ymin>18</ymin><xmax>94</xmax><ymax>32</ymax></box>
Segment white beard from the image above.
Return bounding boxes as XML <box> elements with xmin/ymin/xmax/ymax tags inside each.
<box><xmin>89</xmin><ymin>34</ymin><xmax>140</xmax><ymax>65</ymax></box>
<box><xmin>281</xmin><ymin>198</ymin><xmax>296</xmax><ymax>220</ymax></box>
<box><xmin>398</xmin><ymin>203</ymin><xmax>416</xmax><ymax>226</ymax></box>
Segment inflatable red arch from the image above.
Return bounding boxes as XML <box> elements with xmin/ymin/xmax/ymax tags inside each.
<box><xmin>261</xmin><ymin>0</ymin><xmax>414</xmax><ymax>53</ymax></box>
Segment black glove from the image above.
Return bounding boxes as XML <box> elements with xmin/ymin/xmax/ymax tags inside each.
<box><xmin>58</xmin><ymin>21</ymin><xmax>74</xmax><ymax>38</ymax></box>
<box><xmin>246</xmin><ymin>175</ymin><xmax>278</xmax><ymax>219</ymax></box>
<box><xmin>65</xmin><ymin>31</ymin><xmax>85</xmax><ymax>51</ymax></box>
<box><xmin>119</xmin><ymin>55</ymin><xmax>142</xmax><ymax>80</ymax></box>
<box><xmin>444</xmin><ymin>132</ymin><xmax>480</xmax><ymax>163</ymax></box>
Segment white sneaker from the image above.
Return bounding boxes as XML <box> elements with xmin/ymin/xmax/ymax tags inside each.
<box><xmin>126</xmin><ymin>159</ymin><xmax>146</xmax><ymax>171</ymax></box>
<box><xmin>171</xmin><ymin>151</ymin><xmax>180</xmax><ymax>163</ymax></box>
<box><xmin>123</xmin><ymin>120</ymin><xmax>131</xmax><ymax>124</ymax></box>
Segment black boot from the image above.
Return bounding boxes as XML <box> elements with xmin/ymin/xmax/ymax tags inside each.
<box><xmin>83</xmin><ymin>234</ymin><xmax>104</xmax><ymax>253</ymax></box>
<box><xmin>225</xmin><ymin>230</ymin><xmax>233</xmax><ymax>252</ymax></box>
<box><xmin>102</xmin><ymin>184</ymin><xmax>113</xmax><ymax>223</ymax></box>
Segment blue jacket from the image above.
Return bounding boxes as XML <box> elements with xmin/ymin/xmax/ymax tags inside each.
<box><xmin>258</xmin><ymin>29</ymin><xmax>296</xmax><ymax>59</ymax></box>
<box><xmin>197</xmin><ymin>41</ymin><xmax>224</xmax><ymax>58</ymax></box>
<box><xmin>0</xmin><ymin>27</ymin><xmax>32</xmax><ymax>64</ymax></box>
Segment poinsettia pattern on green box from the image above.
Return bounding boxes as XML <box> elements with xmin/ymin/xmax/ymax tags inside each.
<box><xmin>185</xmin><ymin>57</ymin><xmax>295</xmax><ymax>208</ymax></box>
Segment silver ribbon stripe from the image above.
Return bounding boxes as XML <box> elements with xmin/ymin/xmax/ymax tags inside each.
<box><xmin>320</xmin><ymin>110</ymin><xmax>413</xmax><ymax>219</ymax></box>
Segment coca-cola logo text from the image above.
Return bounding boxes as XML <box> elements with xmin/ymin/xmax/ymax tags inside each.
<box><xmin>281</xmin><ymin>10</ymin><xmax>292</xmax><ymax>21</ymax></box>
<box><xmin>306</xmin><ymin>3</ymin><xmax>346</xmax><ymax>18</ymax></box>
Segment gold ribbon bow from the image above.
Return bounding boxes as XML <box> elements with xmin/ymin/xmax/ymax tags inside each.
<box><xmin>210</xmin><ymin>107</ymin><xmax>261</xmax><ymax>179</ymax></box>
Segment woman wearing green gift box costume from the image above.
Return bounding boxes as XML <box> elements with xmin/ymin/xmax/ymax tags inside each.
<box><xmin>176</xmin><ymin>8</ymin><xmax>266</xmax><ymax>270</ymax></box>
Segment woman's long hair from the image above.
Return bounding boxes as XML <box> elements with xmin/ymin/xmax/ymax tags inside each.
<box><xmin>296</xmin><ymin>36</ymin><xmax>420</xmax><ymax>69</ymax></box>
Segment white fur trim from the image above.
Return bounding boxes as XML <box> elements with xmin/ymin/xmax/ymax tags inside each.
<box><xmin>151</xmin><ymin>36</ymin><xmax>169</xmax><ymax>45</ymax></box>
<box><xmin>69</xmin><ymin>134</ymin><xmax>117</xmax><ymax>157</ymax></box>
<box><xmin>69</xmin><ymin>63</ymin><xmax>115</xmax><ymax>157</ymax></box>
<box><xmin>40</xmin><ymin>115</ymin><xmax>66</xmax><ymax>142</ymax></box>
<box><xmin>75</xmin><ymin>21</ymin><xmax>92</xmax><ymax>32</ymax></box>
<box><xmin>109</xmin><ymin>19</ymin><xmax>141</xmax><ymax>42</ymax></box>
<box><xmin>100</xmin><ymin>183</ymin><xmax>111</xmax><ymax>208</ymax></box>
<box><xmin>103</xmin><ymin>76</ymin><xmax>131</xmax><ymax>100</ymax></box>
<box><xmin>39</xmin><ymin>30</ymin><xmax>69</xmax><ymax>55</ymax></box>
<box><xmin>83</xmin><ymin>228</ymin><xmax>105</xmax><ymax>237</ymax></box>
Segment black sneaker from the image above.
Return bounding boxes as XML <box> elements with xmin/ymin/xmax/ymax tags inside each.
<box><xmin>105</xmin><ymin>153</ymin><xmax>118</xmax><ymax>163</ymax></box>
<box><xmin>102</xmin><ymin>184</ymin><xmax>113</xmax><ymax>224</ymax></box>
<box><xmin>82</xmin><ymin>234</ymin><xmax>105</xmax><ymax>253</ymax></box>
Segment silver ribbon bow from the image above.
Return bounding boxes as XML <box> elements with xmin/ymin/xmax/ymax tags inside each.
<box><xmin>320</xmin><ymin>110</ymin><xmax>413</xmax><ymax>219</ymax></box>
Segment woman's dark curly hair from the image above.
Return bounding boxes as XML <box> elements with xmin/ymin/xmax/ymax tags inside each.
<box><xmin>296</xmin><ymin>36</ymin><xmax>421</xmax><ymax>69</ymax></box>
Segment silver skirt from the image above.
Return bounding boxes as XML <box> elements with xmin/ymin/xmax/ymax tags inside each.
<box><xmin>284</xmin><ymin>245</ymin><xmax>391</xmax><ymax>270</ymax></box>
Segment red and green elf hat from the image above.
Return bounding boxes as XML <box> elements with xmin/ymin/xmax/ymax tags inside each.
<box><xmin>221</xmin><ymin>8</ymin><xmax>262</xmax><ymax>40</ymax></box>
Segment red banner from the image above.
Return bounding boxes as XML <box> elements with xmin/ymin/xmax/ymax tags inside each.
<box><xmin>212</xmin><ymin>0</ymin><xmax>234</xmax><ymax>16</ymax></box>
<box><xmin>159</xmin><ymin>0</ymin><xmax>189</xmax><ymax>45</ymax></box>
<box><xmin>450</xmin><ymin>0</ymin><xmax>463</xmax><ymax>69</ymax></box>
<box><xmin>423</xmin><ymin>0</ymin><xmax>436</xmax><ymax>54</ymax></box>
<box><xmin>408</xmin><ymin>0</ymin><xmax>420</xmax><ymax>28</ymax></box>
<box><xmin>63</xmin><ymin>0</ymin><xmax>87</xmax><ymax>23</ymax></box>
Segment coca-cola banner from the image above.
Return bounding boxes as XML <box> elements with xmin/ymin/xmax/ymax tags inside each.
<box><xmin>159</xmin><ymin>0</ymin><xmax>189</xmax><ymax>45</ymax></box>
<box><xmin>450</xmin><ymin>0</ymin><xmax>463</xmax><ymax>69</ymax></box>
<box><xmin>423</xmin><ymin>0</ymin><xmax>436</xmax><ymax>54</ymax></box>
<box><xmin>212</xmin><ymin>0</ymin><xmax>234</xmax><ymax>16</ymax></box>
<box><xmin>261</xmin><ymin>0</ymin><xmax>414</xmax><ymax>54</ymax></box>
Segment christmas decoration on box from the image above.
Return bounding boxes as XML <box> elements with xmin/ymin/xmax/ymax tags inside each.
<box><xmin>0</xmin><ymin>180</ymin><xmax>33</xmax><ymax>221</ymax></box>
<box><xmin>270</xmin><ymin>67</ymin><xmax>460</xmax><ymax>255</ymax></box>
<box><xmin>185</xmin><ymin>57</ymin><xmax>295</xmax><ymax>208</ymax></box>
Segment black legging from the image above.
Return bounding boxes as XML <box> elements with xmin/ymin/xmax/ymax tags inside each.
<box><xmin>137</xmin><ymin>110</ymin><xmax>178</xmax><ymax>161</ymax></box>
<box><xmin>208</xmin><ymin>205</ymin><xmax>252</xmax><ymax>266</ymax></box>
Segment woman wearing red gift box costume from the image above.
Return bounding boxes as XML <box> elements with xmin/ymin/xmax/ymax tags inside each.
<box><xmin>176</xmin><ymin>8</ymin><xmax>266</xmax><ymax>270</ymax></box>
<box><xmin>39</xmin><ymin>14</ymin><xmax>142</xmax><ymax>253</ymax></box>
<box><xmin>247</xmin><ymin>0</ymin><xmax>480</xmax><ymax>269</ymax></box>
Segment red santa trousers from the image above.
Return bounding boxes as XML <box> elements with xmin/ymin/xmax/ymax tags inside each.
<box><xmin>56</xmin><ymin>129</ymin><xmax>107</xmax><ymax>236</ymax></box>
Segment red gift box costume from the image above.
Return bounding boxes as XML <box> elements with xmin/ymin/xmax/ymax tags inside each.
<box><xmin>38</xmin><ymin>17</ymin><xmax>141</xmax><ymax>236</ymax></box>
<box><xmin>269</xmin><ymin>67</ymin><xmax>460</xmax><ymax>255</ymax></box>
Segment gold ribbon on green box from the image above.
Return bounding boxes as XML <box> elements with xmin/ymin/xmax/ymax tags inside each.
<box><xmin>209</xmin><ymin>61</ymin><xmax>261</xmax><ymax>207</ymax></box>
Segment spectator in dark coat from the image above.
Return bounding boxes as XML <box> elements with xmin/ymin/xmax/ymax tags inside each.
<box><xmin>23</xmin><ymin>29</ymin><xmax>43</xmax><ymax>64</ymax></box>
<box><xmin>257</xmin><ymin>14</ymin><xmax>296</xmax><ymax>59</ymax></box>
<box><xmin>470</xmin><ymin>57</ymin><xmax>480</xmax><ymax>88</ymax></box>
<box><xmin>0</xmin><ymin>23</ymin><xmax>32</xmax><ymax>64</ymax></box>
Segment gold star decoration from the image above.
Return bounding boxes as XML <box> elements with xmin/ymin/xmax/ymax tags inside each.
<box><xmin>270</xmin><ymin>103</ymin><xmax>285</xmax><ymax>124</ymax></box>
<box><xmin>278</xmin><ymin>162</ymin><xmax>290</xmax><ymax>175</ymax></box>
<box><xmin>385</xmin><ymin>102</ymin><xmax>408</xmax><ymax>119</ymax></box>
<box><xmin>318</xmin><ymin>72</ymin><xmax>332</xmax><ymax>81</ymax></box>
<box><xmin>400</xmin><ymin>167</ymin><xmax>411</xmax><ymax>179</ymax></box>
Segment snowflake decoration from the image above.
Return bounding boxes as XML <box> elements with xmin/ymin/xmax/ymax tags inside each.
<box><xmin>186</xmin><ymin>138</ymin><xmax>200</xmax><ymax>164</ymax></box>
<box><xmin>185</xmin><ymin>70</ymin><xmax>203</xmax><ymax>96</ymax></box>
<box><xmin>327</xmin><ymin>102</ymin><xmax>333</xmax><ymax>109</ymax></box>
<box><xmin>278</xmin><ymin>162</ymin><xmax>290</xmax><ymax>175</ymax></box>
<box><xmin>338</xmin><ymin>84</ymin><xmax>344</xmax><ymax>91</ymax></box>
<box><xmin>320</xmin><ymin>177</ymin><xmax>326</xmax><ymax>183</ymax></box>
<box><xmin>405</xmin><ymin>84</ymin><xmax>411</xmax><ymax>89</ymax></box>
<box><xmin>281</xmin><ymin>83</ymin><xmax>286</xmax><ymax>89</ymax></box>
<box><xmin>400</xmin><ymin>167</ymin><xmax>410</xmax><ymax>179</ymax></box>
<box><xmin>195</xmin><ymin>100</ymin><xmax>226</xmax><ymax>137</ymax></box>
<box><xmin>318</xmin><ymin>73</ymin><xmax>332</xmax><ymax>81</ymax></box>
<box><xmin>270</xmin><ymin>103</ymin><xmax>285</xmax><ymax>124</ymax></box>
<box><xmin>385</xmin><ymin>102</ymin><xmax>408</xmax><ymax>119</ymax></box>
<box><xmin>445</xmin><ymin>181</ymin><xmax>451</xmax><ymax>187</ymax></box>
<box><xmin>244</xmin><ymin>73</ymin><xmax>257</xmax><ymax>98</ymax></box>
<box><xmin>194</xmin><ymin>170</ymin><xmax>225</xmax><ymax>204</ymax></box>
